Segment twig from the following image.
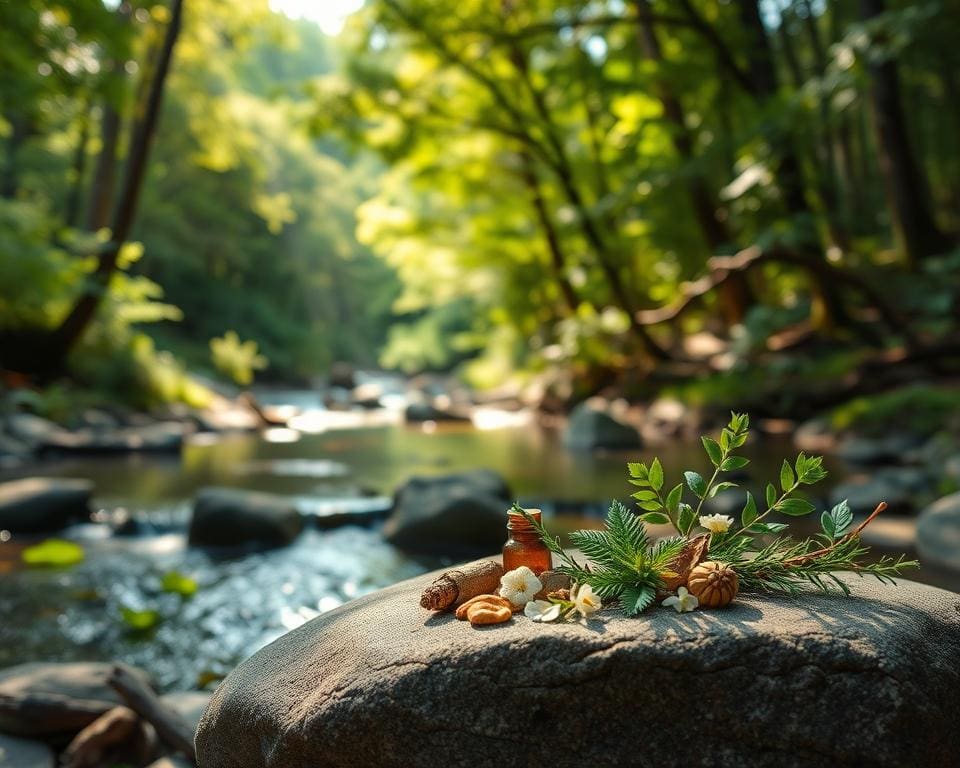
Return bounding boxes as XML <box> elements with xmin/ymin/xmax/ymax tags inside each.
<box><xmin>108</xmin><ymin>663</ymin><xmax>197</xmax><ymax>764</ymax></box>
<box><xmin>784</xmin><ymin>501</ymin><xmax>888</xmax><ymax>568</ymax></box>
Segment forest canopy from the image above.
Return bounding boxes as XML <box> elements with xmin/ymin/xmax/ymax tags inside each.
<box><xmin>1</xmin><ymin>0</ymin><xmax>958</xmax><ymax>410</ymax></box>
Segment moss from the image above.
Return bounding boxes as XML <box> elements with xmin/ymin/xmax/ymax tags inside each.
<box><xmin>829</xmin><ymin>384</ymin><xmax>960</xmax><ymax>437</ymax></box>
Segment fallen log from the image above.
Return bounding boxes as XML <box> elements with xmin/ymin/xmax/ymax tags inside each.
<box><xmin>0</xmin><ymin>692</ymin><xmax>113</xmax><ymax>737</ymax></box>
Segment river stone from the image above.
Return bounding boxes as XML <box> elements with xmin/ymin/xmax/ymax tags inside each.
<box><xmin>829</xmin><ymin>473</ymin><xmax>914</xmax><ymax>515</ymax></box>
<box><xmin>196</xmin><ymin>563</ymin><xmax>960</xmax><ymax>768</ymax></box>
<box><xmin>160</xmin><ymin>691</ymin><xmax>213</xmax><ymax>735</ymax></box>
<box><xmin>4</xmin><ymin>413</ymin><xmax>65</xmax><ymax>447</ymax></box>
<box><xmin>563</xmin><ymin>398</ymin><xmax>641</xmax><ymax>450</ymax></box>
<box><xmin>189</xmin><ymin>488</ymin><xmax>303</xmax><ymax>548</ymax></box>
<box><xmin>917</xmin><ymin>492</ymin><xmax>960</xmax><ymax>572</ymax></box>
<box><xmin>0</xmin><ymin>477</ymin><xmax>93</xmax><ymax>533</ymax></box>
<box><xmin>383</xmin><ymin>470</ymin><xmax>510</xmax><ymax>557</ymax></box>
<box><xmin>0</xmin><ymin>734</ymin><xmax>54</xmax><ymax>767</ymax></box>
<box><xmin>0</xmin><ymin>662</ymin><xmax>153</xmax><ymax>736</ymax></box>
<box><xmin>39</xmin><ymin>421</ymin><xmax>186</xmax><ymax>454</ymax></box>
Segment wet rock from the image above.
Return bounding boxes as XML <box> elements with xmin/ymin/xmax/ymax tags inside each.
<box><xmin>160</xmin><ymin>691</ymin><xmax>212</xmax><ymax>735</ymax></box>
<box><xmin>383</xmin><ymin>470</ymin><xmax>510</xmax><ymax>557</ymax></box>
<box><xmin>563</xmin><ymin>398</ymin><xmax>641</xmax><ymax>451</ymax></box>
<box><xmin>0</xmin><ymin>477</ymin><xmax>93</xmax><ymax>533</ymax></box>
<box><xmin>836</xmin><ymin>433</ymin><xmax>924</xmax><ymax>466</ymax></box>
<box><xmin>0</xmin><ymin>734</ymin><xmax>54</xmax><ymax>767</ymax></box>
<box><xmin>641</xmin><ymin>398</ymin><xmax>690</xmax><ymax>442</ymax></box>
<box><xmin>0</xmin><ymin>431</ymin><xmax>32</xmax><ymax>468</ymax></box>
<box><xmin>194</xmin><ymin>407</ymin><xmax>260</xmax><ymax>433</ymax></box>
<box><xmin>829</xmin><ymin>473</ymin><xmax>914</xmax><ymax>515</ymax></box>
<box><xmin>328</xmin><ymin>362</ymin><xmax>356</xmax><ymax>390</ymax></box>
<box><xmin>75</xmin><ymin>409</ymin><xmax>120</xmax><ymax>430</ymax></box>
<box><xmin>403</xmin><ymin>401</ymin><xmax>470</xmax><ymax>423</ymax></box>
<box><xmin>4</xmin><ymin>413</ymin><xmax>65</xmax><ymax>447</ymax></box>
<box><xmin>917</xmin><ymin>492</ymin><xmax>960</xmax><ymax>572</ymax></box>
<box><xmin>351</xmin><ymin>383</ymin><xmax>384</xmax><ymax>410</ymax></box>
<box><xmin>943</xmin><ymin>454</ymin><xmax>960</xmax><ymax>484</ymax></box>
<box><xmin>39</xmin><ymin>422</ymin><xmax>186</xmax><ymax>454</ymax></box>
<box><xmin>189</xmin><ymin>488</ymin><xmax>303</xmax><ymax>548</ymax></box>
<box><xmin>195</xmin><ymin>565</ymin><xmax>960</xmax><ymax>768</ymax></box>
<box><xmin>0</xmin><ymin>662</ymin><xmax>153</xmax><ymax>737</ymax></box>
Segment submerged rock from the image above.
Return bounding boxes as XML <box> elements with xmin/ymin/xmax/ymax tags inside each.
<box><xmin>0</xmin><ymin>477</ymin><xmax>93</xmax><ymax>533</ymax></box>
<box><xmin>917</xmin><ymin>492</ymin><xmax>960</xmax><ymax>572</ymax></box>
<box><xmin>188</xmin><ymin>488</ymin><xmax>303</xmax><ymax>548</ymax></box>
<box><xmin>0</xmin><ymin>661</ymin><xmax>153</xmax><ymax>737</ymax></box>
<box><xmin>0</xmin><ymin>734</ymin><xmax>54</xmax><ymax>767</ymax></box>
<box><xmin>196</xmin><ymin>563</ymin><xmax>960</xmax><ymax>768</ymax></box>
<box><xmin>383</xmin><ymin>470</ymin><xmax>510</xmax><ymax>557</ymax></box>
<box><xmin>563</xmin><ymin>398</ymin><xmax>641</xmax><ymax>451</ymax></box>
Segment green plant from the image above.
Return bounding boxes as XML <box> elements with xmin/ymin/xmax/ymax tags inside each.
<box><xmin>525</xmin><ymin>413</ymin><xmax>917</xmax><ymax>615</ymax></box>
<box><xmin>210</xmin><ymin>331</ymin><xmax>269</xmax><ymax>386</ymax></box>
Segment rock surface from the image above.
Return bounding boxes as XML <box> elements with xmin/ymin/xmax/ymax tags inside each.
<box><xmin>196</xmin><ymin>562</ymin><xmax>960</xmax><ymax>768</ymax></box>
<box><xmin>39</xmin><ymin>421</ymin><xmax>186</xmax><ymax>454</ymax></box>
<box><xmin>383</xmin><ymin>470</ymin><xmax>510</xmax><ymax>556</ymax></box>
<box><xmin>0</xmin><ymin>477</ymin><xmax>93</xmax><ymax>533</ymax></box>
<box><xmin>161</xmin><ymin>691</ymin><xmax>213</xmax><ymax>735</ymax></box>
<box><xmin>563</xmin><ymin>398</ymin><xmax>641</xmax><ymax>450</ymax></box>
<box><xmin>917</xmin><ymin>492</ymin><xmax>960</xmax><ymax>572</ymax></box>
<box><xmin>0</xmin><ymin>661</ymin><xmax>153</xmax><ymax>737</ymax></box>
<box><xmin>189</xmin><ymin>488</ymin><xmax>303</xmax><ymax>548</ymax></box>
<box><xmin>0</xmin><ymin>734</ymin><xmax>54</xmax><ymax>767</ymax></box>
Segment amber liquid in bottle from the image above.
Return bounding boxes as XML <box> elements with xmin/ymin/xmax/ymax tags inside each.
<box><xmin>502</xmin><ymin>508</ymin><xmax>553</xmax><ymax>575</ymax></box>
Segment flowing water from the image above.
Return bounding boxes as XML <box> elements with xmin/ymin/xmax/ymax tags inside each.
<box><xmin>0</xmin><ymin>397</ymin><xmax>850</xmax><ymax>690</ymax></box>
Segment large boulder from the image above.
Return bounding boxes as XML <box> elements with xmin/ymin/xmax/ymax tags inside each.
<box><xmin>383</xmin><ymin>470</ymin><xmax>510</xmax><ymax>557</ymax></box>
<box><xmin>0</xmin><ymin>662</ymin><xmax>153</xmax><ymax>737</ymax></box>
<box><xmin>196</xmin><ymin>563</ymin><xmax>960</xmax><ymax>768</ymax></box>
<box><xmin>0</xmin><ymin>734</ymin><xmax>54</xmax><ymax>767</ymax></box>
<box><xmin>0</xmin><ymin>478</ymin><xmax>93</xmax><ymax>533</ymax></box>
<box><xmin>563</xmin><ymin>398</ymin><xmax>641</xmax><ymax>451</ymax></box>
<box><xmin>917</xmin><ymin>492</ymin><xmax>960</xmax><ymax>572</ymax></box>
<box><xmin>188</xmin><ymin>488</ymin><xmax>303</xmax><ymax>548</ymax></box>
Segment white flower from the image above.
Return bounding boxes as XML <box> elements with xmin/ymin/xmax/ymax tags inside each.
<box><xmin>570</xmin><ymin>583</ymin><xmax>602</xmax><ymax>619</ymax></box>
<box><xmin>499</xmin><ymin>566</ymin><xmax>543</xmax><ymax>607</ymax></box>
<box><xmin>524</xmin><ymin>600</ymin><xmax>562</xmax><ymax>622</ymax></box>
<box><xmin>699</xmin><ymin>513</ymin><xmax>734</xmax><ymax>534</ymax></box>
<box><xmin>662</xmin><ymin>586</ymin><xmax>699</xmax><ymax>613</ymax></box>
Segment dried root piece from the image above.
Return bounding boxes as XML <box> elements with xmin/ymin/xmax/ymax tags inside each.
<box><xmin>661</xmin><ymin>534</ymin><xmax>710</xmax><ymax>591</ymax></box>
<box><xmin>419</xmin><ymin>560</ymin><xmax>505</xmax><ymax>611</ymax></box>
<box><xmin>454</xmin><ymin>594</ymin><xmax>513</xmax><ymax>620</ymax></box>
<box><xmin>466</xmin><ymin>603</ymin><xmax>512</xmax><ymax>626</ymax></box>
<box><xmin>533</xmin><ymin>570</ymin><xmax>572</xmax><ymax>600</ymax></box>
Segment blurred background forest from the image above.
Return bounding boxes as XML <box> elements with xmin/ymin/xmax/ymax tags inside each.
<box><xmin>1</xmin><ymin>0</ymin><xmax>957</xmax><ymax>416</ymax></box>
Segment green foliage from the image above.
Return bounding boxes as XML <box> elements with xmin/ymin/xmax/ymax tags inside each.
<box><xmin>829</xmin><ymin>384</ymin><xmax>960</xmax><ymax>437</ymax></box>
<box><xmin>210</xmin><ymin>331</ymin><xmax>268</xmax><ymax>386</ymax></box>
<box><xmin>160</xmin><ymin>570</ymin><xmax>198</xmax><ymax>598</ymax></box>
<box><xmin>21</xmin><ymin>538</ymin><xmax>85</xmax><ymax>568</ymax></box>
<box><xmin>120</xmin><ymin>606</ymin><xmax>162</xmax><ymax>633</ymax></box>
<box><xmin>515</xmin><ymin>501</ymin><xmax>685</xmax><ymax>616</ymax></box>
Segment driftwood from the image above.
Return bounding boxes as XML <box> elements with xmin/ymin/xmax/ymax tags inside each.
<box><xmin>0</xmin><ymin>691</ymin><xmax>113</xmax><ymax>737</ymax></box>
<box><xmin>61</xmin><ymin>705</ymin><xmax>139</xmax><ymax>768</ymax></box>
<box><xmin>108</xmin><ymin>663</ymin><xmax>197</xmax><ymax>764</ymax></box>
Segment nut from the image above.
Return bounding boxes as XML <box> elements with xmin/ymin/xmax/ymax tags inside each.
<box><xmin>455</xmin><ymin>594</ymin><xmax>512</xmax><ymax>620</ymax></box>
<box><xmin>466</xmin><ymin>603</ymin><xmax>512</xmax><ymax>625</ymax></box>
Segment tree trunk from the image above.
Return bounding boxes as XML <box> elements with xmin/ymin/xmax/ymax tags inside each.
<box><xmin>859</xmin><ymin>0</ymin><xmax>951</xmax><ymax>266</ymax></box>
<box><xmin>46</xmin><ymin>0</ymin><xmax>184</xmax><ymax>370</ymax></box>
<box><xmin>634</xmin><ymin>0</ymin><xmax>753</xmax><ymax>325</ymax></box>
<box><xmin>85</xmin><ymin>104</ymin><xmax>122</xmax><ymax>231</ymax></box>
<box><xmin>64</xmin><ymin>97</ymin><xmax>92</xmax><ymax>228</ymax></box>
<box><xmin>1</xmin><ymin>114</ymin><xmax>31</xmax><ymax>199</ymax></box>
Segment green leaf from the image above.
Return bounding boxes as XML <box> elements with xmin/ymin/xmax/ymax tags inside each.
<box><xmin>630</xmin><ymin>489</ymin><xmax>658</xmax><ymax>501</ymax></box>
<box><xmin>741</xmin><ymin>492</ymin><xmax>758</xmax><ymax>527</ymax></box>
<box><xmin>627</xmin><ymin>462</ymin><xmax>648</xmax><ymax>480</ymax></box>
<box><xmin>830</xmin><ymin>499</ymin><xmax>853</xmax><ymax>536</ymax></box>
<box><xmin>160</xmin><ymin>571</ymin><xmax>198</xmax><ymax>597</ymax></box>
<box><xmin>719</xmin><ymin>429</ymin><xmax>731</xmax><ymax>452</ymax></box>
<box><xmin>640</xmin><ymin>512</ymin><xmax>670</xmax><ymax>525</ymax></box>
<box><xmin>22</xmin><ymin>539</ymin><xmax>85</xmax><ymax>568</ymax></box>
<box><xmin>765</xmin><ymin>482</ymin><xmax>778</xmax><ymax>508</ymax></box>
<box><xmin>678</xmin><ymin>503</ymin><xmax>695</xmax><ymax>534</ymax></box>
<box><xmin>709</xmin><ymin>481</ymin><xmax>739</xmax><ymax>498</ymax></box>
<box><xmin>746</xmin><ymin>522</ymin><xmax>788</xmax><ymax>534</ymax></box>
<box><xmin>721</xmin><ymin>456</ymin><xmax>750</xmax><ymax>471</ymax></box>
<box><xmin>684</xmin><ymin>471</ymin><xmax>706</xmax><ymax>498</ymax></box>
<box><xmin>665</xmin><ymin>483</ymin><xmax>683</xmax><ymax>516</ymax></box>
<box><xmin>701</xmin><ymin>437</ymin><xmax>722</xmax><ymax>466</ymax></box>
<box><xmin>780</xmin><ymin>459</ymin><xmax>795</xmax><ymax>492</ymax></box>
<box><xmin>636</xmin><ymin>500</ymin><xmax>663</xmax><ymax>512</ymax></box>
<box><xmin>120</xmin><ymin>607</ymin><xmax>162</xmax><ymax>632</ymax></box>
<box><xmin>821</xmin><ymin>510</ymin><xmax>836</xmax><ymax>539</ymax></box>
<box><xmin>779</xmin><ymin>498</ymin><xmax>815</xmax><ymax>516</ymax></box>
<box><xmin>620</xmin><ymin>584</ymin><xmax>656</xmax><ymax>616</ymax></box>
<box><xmin>649</xmin><ymin>458</ymin><xmax>664</xmax><ymax>491</ymax></box>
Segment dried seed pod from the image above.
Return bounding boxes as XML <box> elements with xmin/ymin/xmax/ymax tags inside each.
<box><xmin>454</xmin><ymin>594</ymin><xmax>513</xmax><ymax>620</ymax></box>
<box><xmin>419</xmin><ymin>560</ymin><xmax>504</xmax><ymax>611</ymax></box>
<box><xmin>661</xmin><ymin>534</ymin><xmax>710</xmax><ymax>591</ymax></box>
<box><xmin>533</xmin><ymin>570</ymin><xmax>572</xmax><ymax>600</ymax></box>
<box><xmin>686</xmin><ymin>561</ymin><xmax>739</xmax><ymax>608</ymax></box>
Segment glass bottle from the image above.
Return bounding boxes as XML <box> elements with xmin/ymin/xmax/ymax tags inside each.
<box><xmin>502</xmin><ymin>507</ymin><xmax>553</xmax><ymax>575</ymax></box>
